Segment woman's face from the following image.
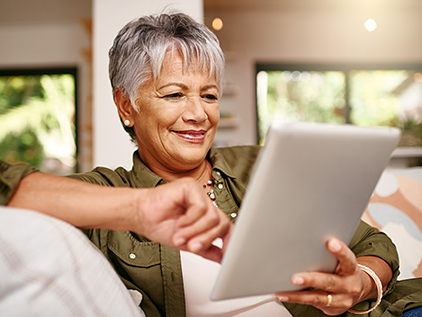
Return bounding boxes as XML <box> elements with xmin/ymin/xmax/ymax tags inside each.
<box><xmin>130</xmin><ymin>50</ymin><xmax>220</xmax><ymax>173</ymax></box>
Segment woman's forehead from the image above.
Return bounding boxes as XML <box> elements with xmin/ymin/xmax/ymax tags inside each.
<box><xmin>152</xmin><ymin>50</ymin><xmax>216</xmax><ymax>84</ymax></box>
<box><xmin>162</xmin><ymin>49</ymin><xmax>210</xmax><ymax>74</ymax></box>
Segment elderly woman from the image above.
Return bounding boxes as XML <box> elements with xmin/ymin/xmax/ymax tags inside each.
<box><xmin>65</xmin><ymin>12</ymin><xmax>421</xmax><ymax>317</ymax></box>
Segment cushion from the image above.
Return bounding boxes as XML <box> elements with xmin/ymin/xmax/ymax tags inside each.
<box><xmin>362</xmin><ymin>167</ymin><xmax>422</xmax><ymax>280</ymax></box>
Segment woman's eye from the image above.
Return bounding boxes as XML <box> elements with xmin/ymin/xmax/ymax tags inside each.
<box><xmin>203</xmin><ymin>94</ymin><xmax>218</xmax><ymax>101</ymax></box>
<box><xmin>164</xmin><ymin>93</ymin><xmax>183</xmax><ymax>99</ymax></box>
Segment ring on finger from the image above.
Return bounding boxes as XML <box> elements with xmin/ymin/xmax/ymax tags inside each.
<box><xmin>326</xmin><ymin>294</ymin><xmax>332</xmax><ymax>307</ymax></box>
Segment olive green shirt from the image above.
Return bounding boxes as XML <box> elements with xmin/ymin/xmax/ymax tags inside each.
<box><xmin>1</xmin><ymin>148</ymin><xmax>421</xmax><ymax>316</ymax></box>
<box><xmin>0</xmin><ymin>160</ymin><xmax>37</xmax><ymax>206</ymax></box>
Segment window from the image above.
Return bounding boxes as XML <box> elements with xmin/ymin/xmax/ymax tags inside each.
<box><xmin>256</xmin><ymin>64</ymin><xmax>422</xmax><ymax>146</ymax></box>
<box><xmin>0</xmin><ymin>68</ymin><xmax>78</xmax><ymax>175</ymax></box>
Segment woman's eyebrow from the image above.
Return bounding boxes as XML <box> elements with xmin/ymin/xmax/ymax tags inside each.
<box><xmin>202</xmin><ymin>84</ymin><xmax>218</xmax><ymax>91</ymax></box>
<box><xmin>158</xmin><ymin>83</ymin><xmax>188</xmax><ymax>90</ymax></box>
<box><xmin>157</xmin><ymin>83</ymin><xmax>218</xmax><ymax>92</ymax></box>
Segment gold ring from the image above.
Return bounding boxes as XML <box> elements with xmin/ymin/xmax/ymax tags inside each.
<box><xmin>326</xmin><ymin>294</ymin><xmax>332</xmax><ymax>307</ymax></box>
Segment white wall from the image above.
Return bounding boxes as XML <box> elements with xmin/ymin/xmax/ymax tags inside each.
<box><xmin>206</xmin><ymin>2</ymin><xmax>422</xmax><ymax>146</ymax></box>
<box><xmin>0</xmin><ymin>24</ymin><xmax>86</xmax><ymax>66</ymax></box>
<box><xmin>92</xmin><ymin>0</ymin><xmax>203</xmax><ymax>170</ymax></box>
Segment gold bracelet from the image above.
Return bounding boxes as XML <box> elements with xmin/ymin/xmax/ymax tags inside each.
<box><xmin>347</xmin><ymin>264</ymin><xmax>383</xmax><ymax>314</ymax></box>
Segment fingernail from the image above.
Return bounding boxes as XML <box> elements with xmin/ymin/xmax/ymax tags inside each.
<box><xmin>292</xmin><ymin>276</ymin><xmax>304</xmax><ymax>285</ymax></box>
<box><xmin>190</xmin><ymin>242</ymin><xmax>203</xmax><ymax>252</ymax></box>
<box><xmin>329</xmin><ymin>239</ymin><xmax>341</xmax><ymax>252</ymax></box>
<box><xmin>277</xmin><ymin>296</ymin><xmax>289</xmax><ymax>302</ymax></box>
<box><xmin>174</xmin><ymin>237</ymin><xmax>186</xmax><ymax>246</ymax></box>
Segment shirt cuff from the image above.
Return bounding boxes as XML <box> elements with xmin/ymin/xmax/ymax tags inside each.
<box><xmin>0</xmin><ymin>160</ymin><xmax>38</xmax><ymax>205</ymax></box>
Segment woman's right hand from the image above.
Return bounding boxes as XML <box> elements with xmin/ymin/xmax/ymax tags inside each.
<box><xmin>133</xmin><ymin>177</ymin><xmax>233</xmax><ymax>263</ymax></box>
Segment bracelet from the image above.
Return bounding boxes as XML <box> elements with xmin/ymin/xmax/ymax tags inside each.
<box><xmin>347</xmin><ymin>264</ymin><xmax>383</xmax><ymax>314</ymax></box>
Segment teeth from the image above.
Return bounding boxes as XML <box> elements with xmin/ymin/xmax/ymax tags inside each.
<box><xmin>178</xmin><ymin>132</ymin><xmax>203</xmax><ymax>136</ymax></box>
<box><xmin>175</xmin><ymin>131</ymin><xmax>204</xmax><ymax>140</ymax></box>
<box><xmin>173</xmin><ymin>131</ymin><xmax>205</xmax><ymax>141</ymax></box>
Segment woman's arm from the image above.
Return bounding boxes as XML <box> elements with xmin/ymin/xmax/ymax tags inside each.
<box><xmin>7</xmin><ymin>171</ymin><xmax>232</xmax><ymax>262</ymax></box>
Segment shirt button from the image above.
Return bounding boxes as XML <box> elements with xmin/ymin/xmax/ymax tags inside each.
<box><xmin>218</xmin><ymin>183</ymin><xmax>224</xmax><ymax>189</ymax></box>
<box><xmin>129</xmin><ymin>253</ymin><xmax>136</xmax><ymax>259</ymax></box>
<box><xmin>216</xmin><ymin>171</ymin><xmax>221</xmax><ymax>176</ymax></box>
<box><xmin>230</xmin><ymin>212</ymin><xmax>237</xmax><ymax>219</ymax></box>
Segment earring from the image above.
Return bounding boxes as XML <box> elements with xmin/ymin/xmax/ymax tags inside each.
<box><xmin>124</xmin><ymin>119</ymin><xmax>130</xmax><ymax>126</ymax></box>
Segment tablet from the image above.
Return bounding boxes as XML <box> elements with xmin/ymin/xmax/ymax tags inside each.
<box><xmin>211</xmin><ymin>122</ymin><xmax>401</xmax><ymax>301</ymax></box>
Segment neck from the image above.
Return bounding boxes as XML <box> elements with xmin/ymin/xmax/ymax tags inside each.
<box><xmin>144</xmin><ymin>158</ymin><xmax>211</xmax><ymax>185</ymax></box>
<box><xmin>170</xmin><ymin>160</ymin><xmax>210</xmax><ymax>183</ymax></box>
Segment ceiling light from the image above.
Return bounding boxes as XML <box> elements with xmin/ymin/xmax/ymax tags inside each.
<box><xmin>414</xmin><ymin>73</ymin><xmax>422</xmax><ymax>83</ymax></box>
<box><xmin>364</xmin><ymin>19</ymin><xmax>377</xmax><ymax>32</ymax></box>
<box><xmin>212</xmin><ymin>17</ymin><xmax>223</xmax><ymax>31</ymax></box>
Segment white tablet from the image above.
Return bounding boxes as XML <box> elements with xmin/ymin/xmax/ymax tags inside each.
<box><xmin>211</xmin><ymin>122</ymin><xmax>401</xmax><ymax>301</ymax></box>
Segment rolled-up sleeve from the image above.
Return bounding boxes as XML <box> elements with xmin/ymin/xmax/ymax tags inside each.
<box><xmin>0</xmin><ymin>160</ymin><xmax>37</xmax><ymax>206</ymax></box>
<box><xmin>349</xmin><ymin>220</ymin><xmax>400</xmax><ymax>296</ymax></box>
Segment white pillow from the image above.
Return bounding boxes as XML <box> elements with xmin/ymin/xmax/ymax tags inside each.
<box><xmin>0</xmin><ymin>206</ymin><xmax>145</xmax><ymax>317</ymax></box>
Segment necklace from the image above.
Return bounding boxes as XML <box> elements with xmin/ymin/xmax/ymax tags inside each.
<box><xmin>198</xmin><ymin>160</ymin><xmax>218</xmax><ymax>207</ymax></box>
<box><xmin>203</xmin><ymin>178</ymin><xmax>218</xmax><ymax>207</ymax></box>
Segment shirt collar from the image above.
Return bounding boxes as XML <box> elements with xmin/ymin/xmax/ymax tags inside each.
<box><xmin>131</xmin><ymin>151</ymin><xmax>165</xmax><ymax>188</ymax></box>
<box><xmin>208</xmin><ymin>148</ymin><xmax>237</xmax><ymax>179</ymax></box>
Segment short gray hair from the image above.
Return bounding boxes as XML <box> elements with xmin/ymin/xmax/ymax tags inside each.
<box><xmin>109</xmin><ymin>13</ymin><xmax>225</xmax><ymax>142</ymax></box>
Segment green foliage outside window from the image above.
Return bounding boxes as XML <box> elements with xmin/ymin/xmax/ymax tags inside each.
<box><xmin>257</xmin><ymin>70</ymin><xmax>346</xmax><ymax>143</ymax></box>
<box><xmin>257</xmin><ymin>67</ymin><xmax>422</xmax><ymax>146</ymax></box>
<box><xmin>0</xmin><ymin>74</ymin><xmax>76</xmax><ymax>174</ymax></box>
<box><xmin>349</xmin><ymin>70</ymin><xmax>407</xmax><ymax>127</ymax></box>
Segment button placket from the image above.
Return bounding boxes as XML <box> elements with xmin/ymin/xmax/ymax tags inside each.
<box><xmin>212</xmin><ymin>170</ymin><xmax>240</xmax><ymax>221</ymax></box>
<box><xmin>211</xmin><ymin>171</ymin><xmax>222</xmax><ymax>205</ymax></box>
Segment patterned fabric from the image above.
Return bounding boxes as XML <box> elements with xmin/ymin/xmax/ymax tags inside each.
<box><xmin>362</xmin><ymin>167</ymin><xmax>422</xmax><ymax>280</ymax></box>
<box><xmin>0</xmin><ymin>206</ymin><xmax>145</xmax><ymax>317</ymax></box>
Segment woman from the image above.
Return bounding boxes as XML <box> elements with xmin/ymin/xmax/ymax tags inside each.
<box><xmin>69</xmin><ymin>12</ymin><xmax>422</xmax><ymax>317</ymax></box>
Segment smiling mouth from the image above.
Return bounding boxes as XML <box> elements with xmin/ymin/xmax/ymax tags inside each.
<box><xmin>172</xmin><ymin>130</ymin><xmax>206</xmax><ymax>142</ymax></box>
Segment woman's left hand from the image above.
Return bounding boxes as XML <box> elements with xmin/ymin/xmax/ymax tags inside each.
<box><xmin>275</xmin><ymin>238</ymin><xmax>371</xmax><ymax>316</ymax></box>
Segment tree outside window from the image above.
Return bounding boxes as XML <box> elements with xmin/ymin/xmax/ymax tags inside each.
<box><xmin>0</xmin><ymin>68</ymin><xmax>77</xmax><ymax>175</ymax></box>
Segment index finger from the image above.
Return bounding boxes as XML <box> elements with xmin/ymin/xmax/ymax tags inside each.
<box><xmin>175</xmin><ymin>207</ymin><xmax>231</xmax><ymax>248</ymax></box>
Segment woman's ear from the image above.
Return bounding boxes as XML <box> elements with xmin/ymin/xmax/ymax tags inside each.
<box><xmin>114</xmin><ymin>88</ymin><xmax>135</xmax><ymax>127</ymax></box>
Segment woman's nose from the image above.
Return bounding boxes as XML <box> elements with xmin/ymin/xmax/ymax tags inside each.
<box><xmin>182</xmin><ymin>97</ymin><xmax>208</xmax><ymax>123</ymax></box>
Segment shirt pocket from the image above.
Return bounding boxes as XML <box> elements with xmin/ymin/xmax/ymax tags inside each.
<box><xmin>107</xmin><ymin>230</ymin><xmax>160</xmax><ymax>267</ymax></box>
<box><xmin>106</xmin><ymin>230</ymin><xmax>165</xmax><ymax>310</ymax></box>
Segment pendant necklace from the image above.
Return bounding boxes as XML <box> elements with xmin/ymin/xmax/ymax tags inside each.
<box><xmin>203</xmin><ymin>178</ymin><xmax>218</xmax><ymax>207</ymax></box>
